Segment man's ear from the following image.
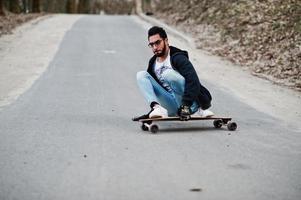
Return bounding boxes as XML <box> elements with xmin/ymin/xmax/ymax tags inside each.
<box><xmin>165</xmin><ymin>38</ymin><xmax>169</xmax><ymax>45</ymax></box>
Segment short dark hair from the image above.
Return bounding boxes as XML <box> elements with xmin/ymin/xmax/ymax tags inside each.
<box><xmin>148</xmin><ymin>26</ymin><xmax>167</xmax><ymax>39</ymax></box>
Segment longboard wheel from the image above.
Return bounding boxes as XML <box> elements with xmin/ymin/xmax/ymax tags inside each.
<box><xmin>149</xmin><ymin>124</ymin><xmax>159</xmax><ymax>134</ymax></box>
<box><xmin>213</xmin><ymin>119</ymin><xmax>223</xmax><ymax>128</ymax></box>
<box><xmin>141</xmin><ymin>124</ymin><xmax>149</xmax><ymax>131</ymax></box>
<box><xmin>227</xmin><ymin>122</ymin><xmax>237</xmax><ymax>131</ymax></box>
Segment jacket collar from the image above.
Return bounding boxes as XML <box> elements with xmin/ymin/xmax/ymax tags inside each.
<box><xmin>148</xmin><ymin>46</ymin><xmax>188</xmax><ymax>70</ymax></box>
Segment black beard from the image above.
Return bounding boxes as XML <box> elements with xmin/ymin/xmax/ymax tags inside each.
<box><xmin>154</xmin><ymin>42</ymin><xmax>166</xmax><ymax>57</ymax></box>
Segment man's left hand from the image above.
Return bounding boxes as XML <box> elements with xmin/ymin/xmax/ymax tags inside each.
<box><xmin>178</xmin><ymin>105</ymin><xmax>191</xmax><ymax>120</ymax></box>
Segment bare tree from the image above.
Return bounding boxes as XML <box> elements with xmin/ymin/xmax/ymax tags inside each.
<box><xmin>0</xmin><ymin>0</ymin><xmax>4</xmax><ymax>15</ymax></box>
<box><xmin>10</xmin><ymin>0</ymin><xmax>22</xmax><ymax>13</ymax></box>
<box><xmin>92</xmin><ymin>0</ymin><xmax>101</xmax><ymax>14</ymax></box>
<box><xmin>78</xmin><ymin>0</ymin><xmax>90</xmax><ymax>13</ymax></box>
<box><xmin>32</xmin><ymin>0</ymin><xmax>40</xmax><ymax>12</ymax></box>
<box><xmin>21</xmin><ymin>0</ymin><xmax>29</xmax><ymax>13</ymax></box>
<box><xmin>66</xmin><ymin>0</ymin><xmax>77</xmax><ymax>13</ymax></box>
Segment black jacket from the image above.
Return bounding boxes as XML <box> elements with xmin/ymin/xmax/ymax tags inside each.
<box><xmin>147</xmin><ymin>46</ymin><xmax>212</xmax><ymax>109</ymax></box>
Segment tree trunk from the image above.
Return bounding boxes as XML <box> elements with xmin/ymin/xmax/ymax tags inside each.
<box><xmin>0</xmin><ymin>0</ymin><xmax>5</xmax><ymax>15</ymax></box>
<box><xmin>78</xmin><ymin>0</ymin><xmax>90</xmax><ymax>14</ymax></box>
<box><xmin>44</xmin><ymin>0</ymin><xmax>54</xmax><ymax>13</ymax></box>
<box><xmin>32</xmin><ymin>0</ymin><xmax>40</xmax><ymax>12</ymax></box>
<box><xmin>27</xmin><ymin>0</ymin><xmax>32</xmax><ymax>13</ymax></box>
<box><xmin>92</xmin><ymin>1</ymin><xmax>101</xmax><ymax>14</ymax></box>
<box><xmin>10</xmin><ymin>0</ymin><xmax>22</xmax><ymax>13</ymax></box>
<box><xmin>22</xmin><ymin>0</ymin><xmax>28</xmax><ymax>13</ymax></box>
<box><xmin>66</xmin><ymin>0</ymin><xmax>77</xmax><ymax>13</ymax></box>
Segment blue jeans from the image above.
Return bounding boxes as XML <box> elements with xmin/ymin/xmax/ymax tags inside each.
<box><xmin>136</xmin><ymin>69</ymin><xmax>199</xmax><ymax>116</ymax></box>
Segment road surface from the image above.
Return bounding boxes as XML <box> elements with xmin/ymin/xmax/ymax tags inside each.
<box><xmin>0</xmin><ymin>15</ymin><xmax>300</xmax><ymax>200</ymax></box>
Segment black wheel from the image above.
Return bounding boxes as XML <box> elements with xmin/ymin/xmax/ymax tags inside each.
<box><xmin>141</xmin><ymin>124</ymin><xmax>149</xmax><ymax>131</ymax></box>
<box><xmin>149</xmin><ymin>124</ymin><xmax>159</xmax><ymax>134</ymax></box>
<box><xmin>227</xmin><ymin>122</ymin><xmax>237</xmax><ymax>131</ymax></box>
<box><xmin>213</xmin><ymin>119</ymin><xmax>223</xmax><ymax>128</ymax></box>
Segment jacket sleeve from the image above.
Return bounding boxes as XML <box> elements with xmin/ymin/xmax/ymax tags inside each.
<box><xmin>172</xmin><ymin>54</ymin><xmax>201</xmax><ymax>106</ymax></box>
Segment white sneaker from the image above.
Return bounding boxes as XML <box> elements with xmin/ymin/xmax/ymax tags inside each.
<box><xmin>149</xmin><ymin>104</ymin><xmax>168</xmax><ymax>118</ymax></box>
<box><xmin>191</xmin><ymin>108</ymin><xmax>214</xmax><ymax>117</ymax></box>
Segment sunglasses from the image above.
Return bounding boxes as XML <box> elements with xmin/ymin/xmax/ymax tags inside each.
<box><xmin>148</xmin><ymin>39</ymin><xmax>163</xmax><ymax>48</ymax></box>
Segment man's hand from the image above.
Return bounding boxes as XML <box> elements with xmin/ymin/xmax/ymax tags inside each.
<box><xmin>178</xmin><ymin>105</ymin><xmax>191</xmax><ymax>121</ymax></box>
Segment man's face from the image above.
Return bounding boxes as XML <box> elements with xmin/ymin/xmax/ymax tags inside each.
<box><xmin>148</xmin><ymin>34</ymin><xmax>168</xmax><ymax>57</ymax></box>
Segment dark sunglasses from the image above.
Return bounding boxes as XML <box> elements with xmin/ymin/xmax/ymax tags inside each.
<box><xmin>148</xmin><ymin>39</ymin><xmax>163</xmax><ymax>48</ymax></box>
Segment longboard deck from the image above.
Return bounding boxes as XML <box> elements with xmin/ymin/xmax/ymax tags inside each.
<box><xmin>137</xmin><ymin>116</ymin><xmax>237</xmax><ymax>133</ymax></box>
<box><xmin>139</xmin><ymin>116</ymin><xmax>231</xmax><ymax>122</ymax></box>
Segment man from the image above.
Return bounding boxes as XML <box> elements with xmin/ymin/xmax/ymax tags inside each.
<box><xmin>134</xmin><ymin>26</ymin><xmax>213</xmax><ymax>120</ymax></box>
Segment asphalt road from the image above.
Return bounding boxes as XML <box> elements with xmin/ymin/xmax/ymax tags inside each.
<box><xmin>0</xmin><ymin>15</ymin><xmax>300</xmax><ymax>200</ymax></box>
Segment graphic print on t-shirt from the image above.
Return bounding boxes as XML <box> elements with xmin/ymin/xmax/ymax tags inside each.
<box><xmin>154</xmin><ymin>52</ymin><xmax>173</xmax><ymax>92</ymax></box>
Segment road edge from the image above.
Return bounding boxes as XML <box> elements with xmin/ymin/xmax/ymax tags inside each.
<box><xmin>0</xmin><ymin>14</ymin><xmax>82</xmax><ymax>110</ymax></box>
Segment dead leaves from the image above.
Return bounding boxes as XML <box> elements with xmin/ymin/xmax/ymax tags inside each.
<box><xmin>0</xmin><ymin>13</ymin><xmax>43</xmax><ymax>36</ymax></box>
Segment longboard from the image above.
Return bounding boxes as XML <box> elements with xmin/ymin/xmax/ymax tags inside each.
<box><xmin>137</xmin><ymin>116</ymin><xmax>237</xmax><ymax>133</ymax></box>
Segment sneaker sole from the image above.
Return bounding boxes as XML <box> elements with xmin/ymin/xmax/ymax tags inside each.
<box><xmin>149</xmin><ymin>115</ymin><xmax>165</xmax><ymax>119</ymax></box>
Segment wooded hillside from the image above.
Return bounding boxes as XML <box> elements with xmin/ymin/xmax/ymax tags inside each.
<box><xmin>0</xmin><ymin>0</ymin><xmax>135</xmax><ymax>14</ymax></box>
<box><xmin>147</xmin><ymin>0</ymin><xmax>301</xmax><ymax>90</ymax></box>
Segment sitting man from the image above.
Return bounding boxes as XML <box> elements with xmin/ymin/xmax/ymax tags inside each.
<box><xmin>134</xmin><ymin>26</ymin><xmax>213</xmax><ymax>120</ymax></box>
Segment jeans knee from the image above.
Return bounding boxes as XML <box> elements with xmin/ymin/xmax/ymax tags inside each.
<box><xmin>136</xmin><ymin>71</ymin><xmax>149</xmax><ymax>81</ymax></box>
<box><xmin>162</xmin><ymin>69</ymin><xmax>184</xmax><ymax>84</ymax></box>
